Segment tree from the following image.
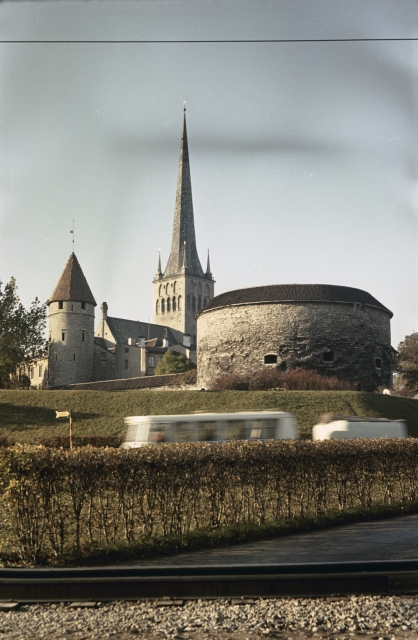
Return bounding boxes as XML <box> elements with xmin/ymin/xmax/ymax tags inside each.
<box><xmin>154</xmin><ymin>349</ymin><xmax>196</xmax><ymax>375</ymax></box>
<box><xmin>396</xmin><ymin>332</ymin><xmax>418</xmax><ymax>393</ymax></box>
<box><xmin>0</xmin><ymin>278</ymin><xmax>47</xmax><ymax>388</ymax></box>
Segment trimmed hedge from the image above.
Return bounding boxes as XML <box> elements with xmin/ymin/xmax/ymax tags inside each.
<box><xmin>2</xmin><ymin>438</ymin><xmax>418</xmax><ymax>564</ymax></box>
<box><xmin>38</xmin><ymin>436</ymin><xmax>123</xmax><ymax>449</ymax></box>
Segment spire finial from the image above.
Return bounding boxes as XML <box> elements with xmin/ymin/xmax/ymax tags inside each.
<box><xmin>183</xmin><ymin>100</ymin><xmax>186</xmax><ymax>112</ymax></box>
<box><xmin>206</xmin><ymin>248</ymin><xmax>212</xmax><ymax>276</ymax></box>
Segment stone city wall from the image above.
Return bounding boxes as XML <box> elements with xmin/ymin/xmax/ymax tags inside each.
<box><xmin>197</xmin><ymin>301</ymin><xmax>393</xmax><ymax>391</ymax></box>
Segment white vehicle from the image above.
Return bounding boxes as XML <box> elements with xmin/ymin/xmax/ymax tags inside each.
<box><xmin>312</xmin><ymin>414</ymin><xmax>408</xmax><ymax>441</ymax></box>
<box><xmin>122</xmin><ymin>411</ymin><xmax>298</xmax><ymax>448</ymax></box>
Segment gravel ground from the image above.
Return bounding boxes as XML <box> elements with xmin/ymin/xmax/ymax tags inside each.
<box><xmin>1</xmin><ymin>596</ymin><xmax>418</xmax><ymax>639</ymax></box>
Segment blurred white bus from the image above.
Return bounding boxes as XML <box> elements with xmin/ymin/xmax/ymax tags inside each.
<box><xmin>312</xmin><ymin>415</ymin><xmax>408</xmax><ymax>441</ymax></box>
<box><xmin>122</xmin><ymin>411</ymin><xmax>298</xmax><ymax>448</ymax></box>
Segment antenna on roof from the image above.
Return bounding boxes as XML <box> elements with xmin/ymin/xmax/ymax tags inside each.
<box><xmin>70</xmin><ymin>220</ymin><xmax>75</xmax><ymax>253</ymax></box>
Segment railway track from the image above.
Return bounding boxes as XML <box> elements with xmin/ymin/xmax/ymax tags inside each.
<box><xmin>1</xmin><ymin>559</ymin><xmax>418</xmax><ymax>602</ymax></box>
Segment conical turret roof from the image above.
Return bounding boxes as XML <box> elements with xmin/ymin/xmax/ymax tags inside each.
<box><xmin>49</xmin><ymin>253</ymin><xmax>96</xmax><ymax>305</ymax></box>
<box><xmin>163</xmin><ymin>111</ymin><xmax>204</xmax><ymax>278</ymax></box>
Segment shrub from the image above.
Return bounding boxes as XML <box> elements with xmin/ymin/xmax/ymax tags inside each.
<box><xmin>38</xmin><ymin>436</ymin><xmax>123</xmax><ymax>449</ymax></box>
<box><xmin>2</xmin><ymin>438</ymin><xmax>418</xmax><ymax>563</ymax></box>
<box><xmin>210</xmin><ymin>368</ymin><xmax>356</xmax><ymax>391</ymax></box>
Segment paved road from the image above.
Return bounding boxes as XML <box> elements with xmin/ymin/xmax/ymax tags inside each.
<box><xmin>129</xmin><ymin>513</ymin><xmax>418</xmax><ymax>567</ymax></box>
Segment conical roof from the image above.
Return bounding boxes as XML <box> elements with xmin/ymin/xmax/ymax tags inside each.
<box><xmin>163</xmin><ymin>111</ymin><xmax>204</xmax><ymax>278</ymax></box>
<box><xmin>49</xmin><ymin>253</ymin><xmax>96</xmax><ymax>305</ymax></box>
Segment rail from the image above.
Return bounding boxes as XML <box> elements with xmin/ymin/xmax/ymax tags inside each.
<box><xmin>1</xmin><ymin>560</ymin><xmax>418</xmax><ymax>602</ymax></box>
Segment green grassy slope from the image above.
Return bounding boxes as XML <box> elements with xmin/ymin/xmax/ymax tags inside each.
<box><xmin>0</xmin><ymin>389</ymin><xmax>417</xmax><ymax>441</ymax></box>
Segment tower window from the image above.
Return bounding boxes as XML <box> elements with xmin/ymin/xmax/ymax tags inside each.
<box><xmin>203</xmin><ymin>297</ymin><xmax>207</xmax><ymax>307</ymax></box>
<box><xmin>58</xmin><ymin>301</ymin><xmax>63</xmax><ymax>309</ymax></box>
<box><xmin>71</xmin><ymin>304</ymin><xmax>73</xmax><ymax>311</ymax></box>
<box><xmin>159</xmin><ymin>284</ymin><xmax>162</xmax><ymax>297</ymax></box>
<box><xmin>125</xmin><ymin>347</ymin><xmax>129</xmax><ymax>353</ymax></box>
<box><xmin>192</xmin><ymin>296</ymin><xmax>196</xmax><ymax>311</ymax></box>
<box><xmin>205</xmin><ymin>284</ymin><xmax>210</xmax><ymax>295</ymax></box>
<box><xmin>172</xmin><ymin>296</ymin><xmax>177</xmax><ymax>311</ymax></box>
<box><xmin>186</xmin><ymin>295</ymin><xmax>190</xmax><ymax>310</ymax></box>
<box><xmin>178</xmin><ymin>295</ymin><xmax>182</xmax><ymax>311</ymax></box>
<box><xmin>323</xmin><ymin>351</ymin><xmax>334</xmax><ymax>362</ymax></box>
<box><xmin>125</xmin><ymin>359</ymin><xmax>129</xmax><ymax>369</ymax></box>
<box><xmin>173</xmin><ymin>281</ymin><xmax>177</xmax><ymax>293</ymax></box>
<box><xmin>62</xmin><ymin>332</ymin><xmax>65</xmax><ymax>341</ymax></box>
<box><xmin>156</xmin><ymin>300</ymin><xmax>159</xmax><ymax>314</ymax></box>
<box><xmin>81</xmin><ymin>302</ymin><xmax>86</xmax><ymax>310</ymax></box>
<box><xmin>73</xmin><ymin>354</ymin><xmax>76</xmax><ymax>361</ymax></box>
<box><xmin>82</xmin><ymin>332</ymin><xmax>85</xmax><ymax>342</ymax></box>
<box><xmin>167</xmin><ymin>297</ymin><xmax>171</xmax><ymax>312</ymax></box>
<box><xmin>375</xmin><ymin>358</ymin><xmax>382</xmax><ymax>369</ymax></box>
<box><xmin>264</xmin><ymin>354</ymin><xmax>277</xmax><ymax>364</ymax></box>
<box><xmin>197</xmin><ymin>296</ymin><xmax>202</xmax><ymax>311</ymax></box>
<box><xmin>161</xmin><ymin>299</ymin><xmax>165</xmax><ymax>313</ymax></box>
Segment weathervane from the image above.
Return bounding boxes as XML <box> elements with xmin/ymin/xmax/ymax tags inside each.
<box><xmin>70</xmin><ymin>220</ymin><xmax>75</xmax><ymax>253</ymax></box>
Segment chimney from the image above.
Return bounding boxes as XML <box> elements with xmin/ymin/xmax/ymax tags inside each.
<box><xmin>162</xmin><ymin>328</ymin><xmax>169</xmax><ymax>349</ymax></box>
<box><xmin>101</xmin><ymin>302</ymin><xmax>108</xmax><ymax>320</ymax></box>
<box><xmin>138</xmin><ymin>336</ymin><xmax>146</xmax><ymax>347</ymax></box>
<box><xmin>183</xmin><ymin>334</ymin><xmax>191</xmax><ymax>347</ymax></box>
<box><xmin>128</xmin><ymin>338</ymin><xmax>135</xmax><ymax>346</ymax></box>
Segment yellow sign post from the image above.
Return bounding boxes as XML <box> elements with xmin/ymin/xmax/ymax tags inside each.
<box><xmin>55</xmin><ymin>410</ymin><xmax>73</xmax><ymax>450</ymax></box>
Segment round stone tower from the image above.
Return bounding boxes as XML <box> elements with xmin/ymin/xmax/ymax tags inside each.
<box><xmin>47</xmin><ymin>253</ymin><xmax>96</xmax><ymax>387</ymax></box>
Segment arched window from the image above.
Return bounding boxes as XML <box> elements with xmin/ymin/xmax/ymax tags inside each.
<box><xmin>197</xmin><ymin>282</ymin><xmax>202</xmax><ymax>295</ymax></box>
<box><xmin>161</xmin><ymin>299</ymin><xmax>165</xmax><ymax>313</ymax></box>
<box><xmin>156</xmin><ymin>300</ymin><xmax>159</xmax><ymax>314</ymax></box>
<box><xmin>205</xmin><ymin>284</ymin><xmax>210</xmax><ymax>295</ymax></box>
<box><xmin>203</xmin><ymin>297</ymin><xmax>207</xmax><ymax>307</ymax></box>
<box><xmin>264</xmin><ymin>354</ymin><xmax>277</xmax><ymax>364</ymax></box>
<box><xmin>159</xmin><ymin>284</ymin><xmax>162</xmax><ymax>297</ymax></box>
<box><xmin>192</xmin><ymin>296</ymin><xmax>196</xmax><ymax>311</ymax></box>
<box><xmin>190</xmin><ymin>281</ymin><xmax>195</xmax><ymax>292</ymax></box>
<box><xmin>173</xmin><ymin>281</ymin><xmax>177</xmax><ymax>293</ymax></box>
<box><xmin>187</xmin><ymin>295</ymin><xmax>190</xmax><ymax>310</ymax></box>
<box><xmin>167</xmin><ymin>297</ymin><xmax>171</xmax><ymax>312</ymax></box>
<box><xmin>178</xmin><ymin>295</ymin><xmax>181</xmax><ymax>310</ymax></box>
<box><xmin>197</xmin><ymin>296</ymin><xmax>202</xmax><ymax>311</ymax></box>
<box><xmin>165</xmin><ymin>283</ymin><xmax>170</xmax><ymax>295</ymax></box>
<box><xmin>172</xmin><ymin>296</ymin><xmax>177</xmax><ymax>311</ymax></box>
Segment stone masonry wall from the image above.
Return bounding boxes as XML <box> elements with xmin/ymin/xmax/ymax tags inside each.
<box><xmin>48</xmin><ymin>301</ymin><xmax>95</xmax><ymax>387</ymax></box>
<box><xmin>197</xmin><ymin>301</ymin><xmax>393</xmax><ymax>391</ymax></box>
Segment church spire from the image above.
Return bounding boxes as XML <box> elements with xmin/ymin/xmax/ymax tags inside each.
<box><xmin>156</xmin><ymin>249</ymin><xmax>162</xmax><ymax>278</ymax></box>
<box><xmin>163</xmin><ymin>109</ymin><xmax>204</xmax><ymax>278</ymax></box>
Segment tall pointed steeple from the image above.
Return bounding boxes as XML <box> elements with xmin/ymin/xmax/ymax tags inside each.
<box><xmin>156</xmin><ymin>249</ymin><xmax>162</xmax><ymax>278</ymax></box>
<box><xmin>163</xmin><ymin>109</ymin><xmax>204</xmax><ymax>278</ymax></box>
<box><xmin>206</xmin><ymin>249</ymin><xmax>212</xmax><ymax>277</ymax></box>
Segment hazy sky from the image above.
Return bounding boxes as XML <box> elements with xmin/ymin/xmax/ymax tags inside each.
<box><xmin>1</xmin><ymin>0</ymin><xmax>418</xmax><ymax>347</ymax></box>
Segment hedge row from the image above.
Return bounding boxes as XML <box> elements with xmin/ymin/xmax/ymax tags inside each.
<box><xmin>1</xmin><ymin>439</ymin><xmax>418</xmax><ymax>563</ymax></box>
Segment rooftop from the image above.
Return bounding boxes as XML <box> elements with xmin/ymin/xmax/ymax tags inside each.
<box><xmin>199</xmin><ymin>284</ymin><xmax>392</xmax><ymax>317</ymax></box>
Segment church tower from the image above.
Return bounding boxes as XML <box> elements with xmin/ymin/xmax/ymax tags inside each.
<box><xmin>153</xmin><ymin>109</ymin><xmax>214</xmax><ymax>343</ymax></box>
<box><xmin>47</xmin><ymin>253</ymin><xmax>96</xmax><ymax>386</ymax></box>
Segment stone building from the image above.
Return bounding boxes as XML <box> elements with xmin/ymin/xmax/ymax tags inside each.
<box><xmin>196</xmin><ymin>284</ymin><xmax>396</xmax><ymax>391</ymax></box>
<box><xmin>153</xmin><ymin>108</ymin><xmax>215</xmax><ymax>345</ymax></box>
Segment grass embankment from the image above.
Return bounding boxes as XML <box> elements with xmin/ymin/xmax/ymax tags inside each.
<box><xmin>0</xmin><ymin>389</ymin><xmax>417</xmax><ymax>441</ymax></box>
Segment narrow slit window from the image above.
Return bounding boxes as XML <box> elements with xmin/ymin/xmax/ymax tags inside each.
<box><xmin>375</xmin><ymin>358</ymin><xmax>382</xmax><ymax>369</ymax></box>
<box><xmin>61</xmin><ymin>332</ymin><xmax>65</xmax><ymax>341</ymax></box>
<box><xmin>323</xmin><ymin>351</ymin><xmax>334</xmax><ymax>362</ymax></box>
<box><xmin>58</xmin><ymin>301</ymin><xmax>63</xmax><ymax>309</ymax></box>
<box><xmin>82</xmin><ymin>332</ymin><xmax>85</xmax><ymax>343</ymax></box>
<box><xmin>73</xmin><ymin>354</ymin><xmax>76</xmax><ymax>361</ymax></box>
<box><xmin>125</xmin><ymin>359</ymin><xmax>129</xmax><ymax>369</ymax></box>
<box><xmin>81</xmin><ymin>302</ymin><xmax>86</xmax><ymax>310</ymax></box>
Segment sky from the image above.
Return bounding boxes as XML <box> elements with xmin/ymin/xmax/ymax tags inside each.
<box><xmin>1</xmin><ymin>0</ymin><xmax>418</xmax><ymax>348</ymax></box>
